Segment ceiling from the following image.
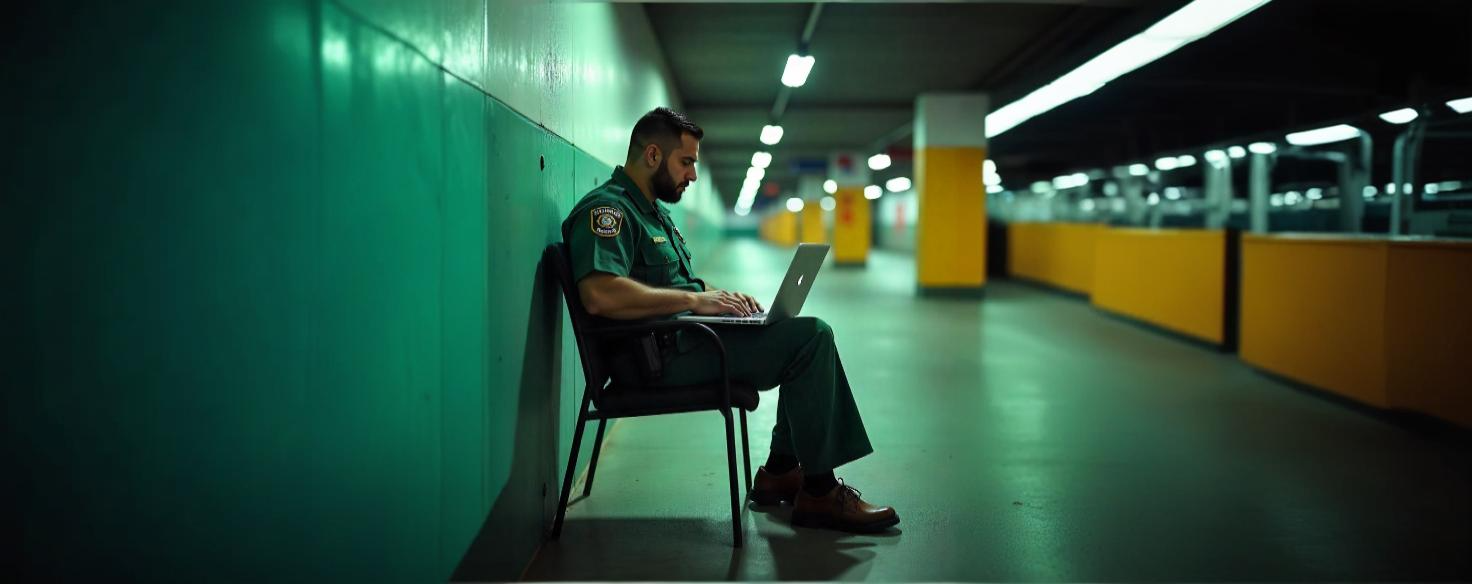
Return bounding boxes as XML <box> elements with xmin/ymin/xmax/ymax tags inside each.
<box><xmin>644</xmin><ymin>0</ymin><xmax>1472</xmax><ymax>212</ymax></box>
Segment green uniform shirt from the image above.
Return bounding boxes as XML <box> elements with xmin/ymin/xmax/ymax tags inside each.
<box><xmin>562</xmin><ymin>165</ymin><xmax>706</xmax><ymax>304</ymax></box>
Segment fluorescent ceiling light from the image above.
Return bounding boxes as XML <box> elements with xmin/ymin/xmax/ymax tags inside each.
<box><xmin>885</xmin><ymin>177</ymin><xmax>912</xmax><ymax>192</ymax></box>
<box><xmin>1204</xmin><ymin>149</ymin><xmax>1228</xmax><ymax>163</ymax></box>
<box><xmin>986</xmin><ymin>184</ymin><xmax>1004</xmax><ymax>194</ymax></box>
<box><xmin>735</xmin><ymin>171</ymin><xmax>762</xmax><ymax>213</ymax></box>
<box><xmin>746</xmin><ymin>167</ymin><xmax>765</xmax><ymax>181</ymax></box>
<box><xmin>781</xmin><ymin>54</ymin><xmax>815</xmax><ymax>88</ymax></box>
<box><xmin>751</xmin><ymin>151</ymin><xmax>772</xmax><ymax>169</ymax></box>
<box><xmin>1175</xmin><ymin>154</ymin><xmax>1197</xmax><ymax>167</ymax></box>
<box><xmin>984</xmin><ymin>160</ymin><xmax>997</xmax><ymax>175</ymax></box>
<box><xmin>1155</xmin><ymin>156</ymin><xmax>1180</xmax><ymax>171</ymax></box>
<box><xmin>820</xmin><ymin>196</ymin><xmax>836</xmax><ymax>211</ymax></box>
<box><xmin>786</xmin><ymin>197</ymin><xmax>805</xmax><ymax>212</ymax></box>
<box><xmin>1227</xmin><ymin>145</ymin><xmax>1247</xmax><ymax>159</ymax></box>
<box><xmin>1285</xmin><ymin>124</ymin><xmax>1362</xmax><ymax>146</ymax></box>
<box><xmin>985</xmin><ymin>172</ymin><xmax>1003</xmax><ymax>187</ymax></box>
<box><xmin>760</xmin><ymin>125</ymin><xmax>784</xmax><ymax>146</ymax></box>
<box><xmin>1378</xmin><ymin>108</ymin><xmax>1418</xmax><ymax>124</ymax></box>
<box><xmin>864</xmin><ymin>185</ymin><xmax>883</xmax><ymax>200</ymax></box>
<box><xmin>985</xmin><ymin>0</ymin><xmax>1272</xmax><ymax>138</ymax></box>
<box><xmin>1031</xmin><ymin>181</ymin><xmax>1052</xmax><ymax>193</ymax></box>
<box><xmin>1447</xmin><ymin>97</ymin><xmax>1472</xmax><ymax>114</ymax></box>
<box><xmin>1128</xmin><ymin>163</ymin><xmax>1150</xmax><ymax>176</ymax></box>
<box><xmin>1052</xmin><ymin>173</ymin><xmax>1088</xmax><ymax>189</ymax></box>
<box><xmin>823</xmin><ymin>179</ymin><xmax>837</xmax><ymax>194</ymax></box>
<box><xmin>1248</xmin><ymin>142</ymin><xmax>1277</xmax><ymax>154</ymax></box>
<box><xmin>867</xmin><ymin>153</ymin><xmax>892</xmax><ymax>171</ymax></box>
<box><xmin>1145</xmin><ymin>0</ymin><xmax>1271</xmax><ymax>38</ymax></box>
<box><xmin>735</xmin><ymin>184</ymin><xmax>758</xmax><ymax>208</ymax></box>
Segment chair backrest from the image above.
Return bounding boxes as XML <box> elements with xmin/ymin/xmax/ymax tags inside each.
<box><xmin>544</xmin><ymin>242</ymin><xmax>611</xmax><ymax>393</ymax></box>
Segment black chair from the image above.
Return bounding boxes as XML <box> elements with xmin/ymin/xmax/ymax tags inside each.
<box><xmin>544</xmin><ymin>243</ymin><xmax>759</xmax><ymax>547</ymax></box>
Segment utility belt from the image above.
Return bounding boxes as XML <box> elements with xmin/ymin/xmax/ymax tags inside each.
<box><xmin>608</xmin><ymin>328</ymin><xmax>682</xmax><ymax>384</ymax></box>
<box><xmin>637</xmin><ymin>329</ymin><xmax>681</xmax><ymax>380</ymax></box>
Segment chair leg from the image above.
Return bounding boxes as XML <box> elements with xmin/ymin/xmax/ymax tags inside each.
<box><xmin>739</xmin><ymin>408</ymin><xmax>752</xmax><ymax>494</ymax></box>
<box><xmin>552</xmin><ymin>390</ymin><xmax>594</xmax><ymax>539</ymax></box>
<box><xmin>723</xmin><ymin>410</ymin><xmax>743</xmax><ymax>548</ymax></box>
<box><xmin>583</xmin><ymin>419</ymin><xmax>608</xmax><ymax>497</ymax></box>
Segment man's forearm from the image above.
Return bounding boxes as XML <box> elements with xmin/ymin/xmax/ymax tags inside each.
<box><xmin>582</xmin><ymin>275</ymin><xmax>695</xmax><ymax>320</ymax></box>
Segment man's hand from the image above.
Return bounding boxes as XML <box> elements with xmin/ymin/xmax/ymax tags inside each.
<box><xmin>730</xmin><ymin>291</ymin><xmax>763</xmax><ymax>314</ymax></box>
<box><xmin>577</xmin><ymin>273</ymin><xmax>765</xmax><ymax>320</ymax></box>
<box><xmin>691</xmin><ymin>290</ymin><xmax>762</xmax><ymax>317</ymax></box>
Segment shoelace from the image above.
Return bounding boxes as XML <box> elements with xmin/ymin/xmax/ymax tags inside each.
<box><xmin>833</xmin><ymin>478</ymin><xmax>863</xmax><ymax>512</ymax></box>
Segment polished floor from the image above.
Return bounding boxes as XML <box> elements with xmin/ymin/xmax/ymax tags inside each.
<box><xmin>522</xmin><ymin>238</ymin><xmax>1470</xmax><ymax>582</ymax></box>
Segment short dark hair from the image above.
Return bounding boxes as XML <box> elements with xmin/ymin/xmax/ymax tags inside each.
<box><xmin>627</xmin><ymin>107</ymin><xmax>703</xmax><ymax>162</ymax></box>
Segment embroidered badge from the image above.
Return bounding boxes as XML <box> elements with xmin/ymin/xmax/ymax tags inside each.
<box><xmin>652</xmin><ymin>236</ymin><xmax>668</xmax><ymax>244</ymax></box>
<box><xmin>590</xmin><ymin>206</ymin><xmax>623</xmax><ymax>238</ymax></box>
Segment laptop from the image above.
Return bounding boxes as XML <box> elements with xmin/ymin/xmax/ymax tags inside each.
<box><xmin>677</xmin><ymin>243</ymin><xmax>829</xmax><ymax>326</ymax></box>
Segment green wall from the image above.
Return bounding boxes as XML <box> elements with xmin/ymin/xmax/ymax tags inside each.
<box><xmin>5</xmin><ymin>1</ymin><xmax>716</xmax><ymax>580</ymax></box>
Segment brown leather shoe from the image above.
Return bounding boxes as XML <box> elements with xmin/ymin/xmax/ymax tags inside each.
<box><xmin>791</xmin><ymin>479</ymin><xmax>899</xmax><ymax>533</ymax></box>
<box><xmin>749</xmin><ymin>464</ymin><xmax>803</xmax><ymax>505</ymax></box>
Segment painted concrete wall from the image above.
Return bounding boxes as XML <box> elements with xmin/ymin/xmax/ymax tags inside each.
<box><xmin>4</xmin><ymin>1</ymin><xmax>717</xmax><ymax>580</ymax></box>
<box><xmin>876</xmin><ymin>190</ymin><xmax>919</xmax><ymax>252</ymax></box>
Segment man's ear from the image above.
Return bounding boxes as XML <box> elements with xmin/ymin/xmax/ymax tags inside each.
<box><xmin>645</xmin><ymin>144</ymin><xmax>661</xmax><ymax>168</ymax></box>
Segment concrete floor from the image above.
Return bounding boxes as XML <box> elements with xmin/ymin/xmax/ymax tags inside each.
<box><xmin>522</xmin><ymin>239</ymin><xmax>1471</xmax><ymax>582</ymax></box>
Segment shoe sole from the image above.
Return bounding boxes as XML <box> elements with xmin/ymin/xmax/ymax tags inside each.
<box><xmin>749</xmin><ymin>490</ymin><xmax>796</xmax><ymax>506</ymax></box>
<box><xmin>790</xmin><ymin>510</ymin><xmax>900</xmax><ymax>534</ymax></box>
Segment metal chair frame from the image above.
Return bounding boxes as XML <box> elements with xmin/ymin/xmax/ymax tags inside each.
<box><xmin>543</xmin><ymin>243</ymin><xmax>754</xmax><ymax>548</ymax></box>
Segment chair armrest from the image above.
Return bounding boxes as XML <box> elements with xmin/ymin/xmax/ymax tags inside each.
<box><xmin>587</xmin><ymin>319</ymin><xmax>719</xmax><ymax>340</ymax></box>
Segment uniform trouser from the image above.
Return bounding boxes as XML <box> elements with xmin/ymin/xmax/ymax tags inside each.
<box><xmin>614</xmin><ymin>316</ymin><xmax>873</xmax><ymax>474</ymax></box>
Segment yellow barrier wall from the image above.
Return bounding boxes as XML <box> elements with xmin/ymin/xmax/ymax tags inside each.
<box><xmin>1092</xmin><ymin>229</ymin><xmax>1226</xmax><ymax>344</ymax></box>
<box><xmin>770</xmin><ymin>211</ymin><xmax>798</xmax><ymax>246</ymax></box>
<box><xmin>1386</xmin><ymin>240</ymin><xmax>1472</xmax><ymax>427</ymax></box>
<box><xmin>1240</xmin><ymin>235</ymin><xmax>1391</xmax><ymax>407</ymax></box>
<box><xmin>1007</xmin><ymin>223</ymin><xmax>1100</xmax><ymax>294</ymax></box>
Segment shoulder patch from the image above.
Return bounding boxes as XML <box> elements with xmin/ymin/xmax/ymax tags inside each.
<box><xmin>590</xmin><ymin>206</ymin><xmax>624</xmax><ymax>238</ymax></box>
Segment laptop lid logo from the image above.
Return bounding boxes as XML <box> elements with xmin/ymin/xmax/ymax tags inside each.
<box><xmin>798</xmin><ymin>275</ymin><xmax>804</xmax><ymax>287</ymax></box>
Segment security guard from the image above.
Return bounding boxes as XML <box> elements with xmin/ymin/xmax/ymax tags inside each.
<box><xmin>560</xmin><ymin>107</ymin><xmax>898</xmax><ymax>534</ymax></box>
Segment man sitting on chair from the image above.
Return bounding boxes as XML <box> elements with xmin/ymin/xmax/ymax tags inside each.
<box><xmin>559</xmin><ymin>107</ymin><xmax>898</xmax><ymax>534</ymax></box>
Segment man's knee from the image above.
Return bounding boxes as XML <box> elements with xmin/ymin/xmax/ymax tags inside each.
<box><xmin>790</xmin><ymin>316</ymin><xmax>834</xmax><ymax>342</ymax></box>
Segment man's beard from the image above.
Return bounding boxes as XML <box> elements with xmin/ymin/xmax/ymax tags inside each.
<box><xmin>652</xmin><ymin>163</ymin><xmax>684</xmax><ymax>203</ymax></box>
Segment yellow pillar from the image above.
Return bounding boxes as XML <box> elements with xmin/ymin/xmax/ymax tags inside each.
<box><xmin>800</xmin><ymin>205</ymin><xmax>826</xmax><ymax>243</ymax></box>
<box><xmin>832</xmin><ymin>187</ymin><xmax>869</xmax><ymax>265</ymax></box>
<box><xmin>915</xmin><ymin>93</ymin><xmax>989</xmax><ymax>293</ymax></box>
<box><xmin>828</xmin><ymin>152</ymin><xmax>872</xmax><ymax>265</ymax></box>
